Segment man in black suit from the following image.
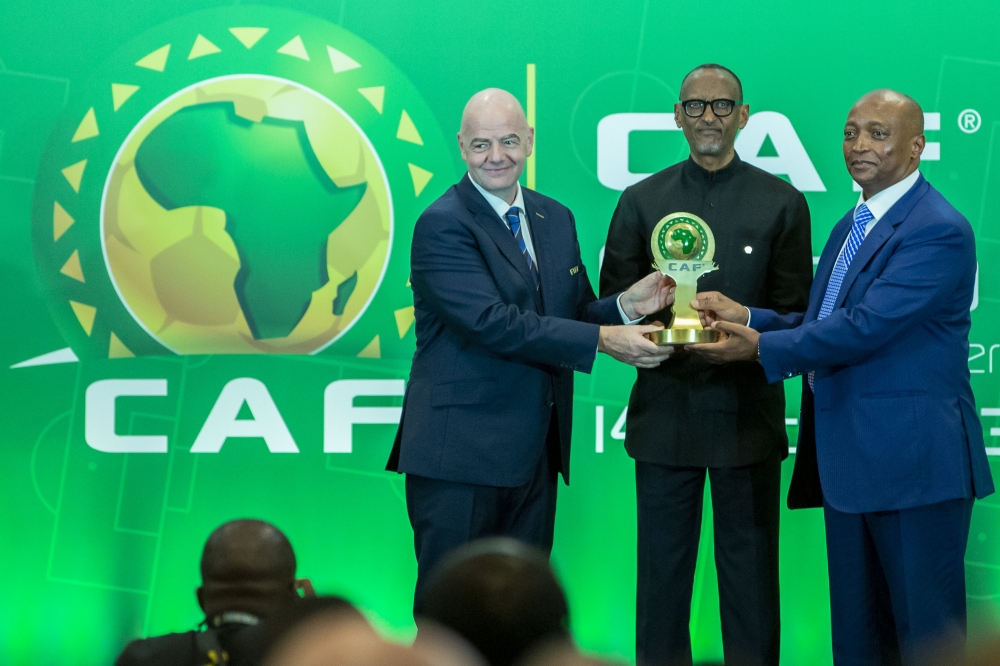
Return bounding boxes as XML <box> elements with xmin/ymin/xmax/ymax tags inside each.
<box><xmin>115</xmin><ymin>519</ymin><xmax>312</xmax><ymax>666</ymax></box>
<box><xmin>388</xmin><ymin>88</ymin><xmax>677</xmax><ymax>609</ymax></box>
<box><xmin>599</xmin><ymin>64</ymin><xmax>813</xmax><ymax>666</ymax></box>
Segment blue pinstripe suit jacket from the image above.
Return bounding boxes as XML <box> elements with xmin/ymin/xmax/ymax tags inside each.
<box><xmin>748</xmin><ymin>175</ymin><xmax>994</xmax><ymax>513</ymax></box>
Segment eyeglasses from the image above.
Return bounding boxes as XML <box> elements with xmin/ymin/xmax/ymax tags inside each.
<box><xmin>680</xmin><ymin>98</ymin><xmax>743</xmax><ymax>118</ymax></box>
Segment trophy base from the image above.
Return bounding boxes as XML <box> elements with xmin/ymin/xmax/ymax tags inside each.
<box><xmin>645</xmin><ymin>328</ymin><xmax>719</xmax><ymax>346</ymax></box>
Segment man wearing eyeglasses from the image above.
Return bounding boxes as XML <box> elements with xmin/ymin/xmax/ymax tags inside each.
<box><xmin>599</xmin><ymin>64</ymin><xmax>813</xmax><ymax>666</ymax></box>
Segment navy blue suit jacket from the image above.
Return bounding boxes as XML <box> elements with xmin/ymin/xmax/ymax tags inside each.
<box><xmin>387</xmin><ymin>175</ymin><xmax>622</xmax><ymax>487</ymax></box>
<box><xmin>747</xmin><ymin>175</ymin><xmax>994</xmax><ymax>513</ymax></box>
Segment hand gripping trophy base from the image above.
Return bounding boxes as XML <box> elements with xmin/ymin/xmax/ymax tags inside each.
<box><xmin>647</xmin><ymin>212</ymin><xmax>720</xmax><ymax>346</ymax></box>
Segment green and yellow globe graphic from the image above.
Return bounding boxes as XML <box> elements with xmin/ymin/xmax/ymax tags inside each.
<box><xmin>31</xmin><ymin>6</ymin><xmax>456</xmax><ymax>359</ymax></box>
<box><xmin>666</xmin><ymin>224</ymin><xmax>702</xmax><ymax>260</ymax></box>
<box><xmin>652</xmin><ymin>212</ymin><xmax>715</xmax><ymax>264</ymax></box>
<box><xmin>103</xmin><ymin>76</ymin><xmax>391</xmax><ymax>354</ymax></box>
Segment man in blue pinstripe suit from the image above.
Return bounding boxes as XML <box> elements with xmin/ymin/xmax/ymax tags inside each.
<box><xmin>690</xmin><ymin>89</ymin><xmax>994</xmax><ymax>664</ymax></box>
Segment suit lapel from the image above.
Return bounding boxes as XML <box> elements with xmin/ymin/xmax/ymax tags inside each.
<box><xmin>833</xmin><ymin>176</ymin><xmax>929</xmax><ymax>309</ymax></box>
<box><xmin>522</xmin><ymin>189</ymin><xmax>552</xmax><ymax>312</ymax></box>
<box><xmin>807</xmin><ymin>212</ymin><xmax>852</xmax><ymax>321</ymax></box>
<box><xmin>456</xmin><ymin>176</ymin><xmax>542</xmax><ymax>308</ymax></box>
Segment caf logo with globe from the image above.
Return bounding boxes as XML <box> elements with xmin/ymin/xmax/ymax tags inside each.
<box><xmin>655</xmin><ymin>214</ymin><xmax>713</xmax><ymax>263</ymax></box>
<box><xmin>103</xmin><ymin>75</ymin><xmax>390</xmax><ymax>355</ymax></box>
<box><xmin>31</xmin><ymin>7</ymin><xmax>454</xmax><ymax>358</ymax></box>
<box><xmin>665</xmin><ymin>223</ymin><xmax>703</xmax><ymax>260</ymax></box>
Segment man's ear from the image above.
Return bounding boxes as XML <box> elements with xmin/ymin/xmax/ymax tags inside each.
<box><xmin>738</xmin><ymin>104</ymin><xmax>750</xmax><ymax>130</ymax></box>
<box><xmin>912</xmin><ymin>133</ymin><xmax>926</xmax><ymax>159</ymax></box>
<box><xmin>295</xmin><ymin>578</ymin><xmax>317</xmax><ymax>598</ymax></box>
<box><xmin>674</xmin><ymin>103</ymin><xmax>683</xmax><ymax>128</ymax></box>
<box><xmin>196</xmin><ymin>586</ymin><xmax>206</xmax><ymax>613</ymax></box>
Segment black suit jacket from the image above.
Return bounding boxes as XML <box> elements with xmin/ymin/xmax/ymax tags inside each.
<box><xmin>600</xmin><ymin>154</ymin><xmax>812</xmax><ymax>468</ymax></box>
<box><xmin>114</xmin><ymin>624</ymin><xmax>259</xmax><ymax>666</ymax></box>
<box><xmin>387</xmin><ymin>175</ymin><xmax>622</xmax><ymax>487</ymax></box>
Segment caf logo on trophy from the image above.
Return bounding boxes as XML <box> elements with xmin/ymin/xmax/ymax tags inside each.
<box><xmin>647</xmin><ymin>212</ymin><xmax>719</xmax><ymax>345</ymax></box>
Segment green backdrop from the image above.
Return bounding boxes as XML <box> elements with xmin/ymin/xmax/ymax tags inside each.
<box><xmin>1</xmin><ymin>2</ymin><xmax>999</xmax><ymax>664</ymax></box>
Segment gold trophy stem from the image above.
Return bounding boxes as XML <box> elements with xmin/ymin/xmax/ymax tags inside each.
<box><xmin>645</xmin><ymin>282</ymin><xmax>719</xmax><ymax>345</ymax></box>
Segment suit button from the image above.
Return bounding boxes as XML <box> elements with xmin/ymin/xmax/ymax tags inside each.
<box><xmin>546</xmin><ymin>400</ymin><xmax>555</xmax><ymax>407</ymax></box>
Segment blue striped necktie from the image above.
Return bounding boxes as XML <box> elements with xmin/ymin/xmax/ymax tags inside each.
<box><xmin>808</xmin><ymin>202</ymin><xmax>874</xmax><ymax>390</ymax></box>
<box><xmin>505</xmin><ymin>206</ymin><xmax>540</xmax><ymax>289</ymax></box>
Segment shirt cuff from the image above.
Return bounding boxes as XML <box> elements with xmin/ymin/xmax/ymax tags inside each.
<box><xmin>745</xmin><ymin>306</ymin><xmax>752</xmax><ymax>328</ymax></box>
<box><xmin>617</xmin><ymin>293</ymin><xmax>645</xmax><ymax>325</ymax></box>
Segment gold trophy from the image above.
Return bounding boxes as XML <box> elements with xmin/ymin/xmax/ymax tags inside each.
<box><xmin>647</xmin><ymin>212</ymin><xmax>719</xmax><ymax>345</ymax></box>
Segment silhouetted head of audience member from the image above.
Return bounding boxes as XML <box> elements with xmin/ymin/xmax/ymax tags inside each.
<box><xmin>197</xmin><ymin>518</ymin><xmax>308</xmax><ymax>624</ymax></box>
<box><xmin>516</xmin><ymin>639</ymin><xmax>623</xmax><ymax>666</ymax></box>
<box><xmin>114</xmin><ymin>519</ymin><xmax>313</xmax><ymax>666</ymax></box>
<box><xmin>260</xmin><ymin>596</ymin><xmax>429</xmax><ymax>666</ymax></box>
<box><xmin>411</xmin><ymin>621</ymin><xmax>489</xmax><ymax>666</ymax></box>
<box><xmin>416</xmin><ymin>537</ymin><xmax>570</xmax><ymax>666</ymax></box>
<box><xmin>917</xmin><ymin>632</ymin><xmax>1000</xmax><ymax>666</ymax></box>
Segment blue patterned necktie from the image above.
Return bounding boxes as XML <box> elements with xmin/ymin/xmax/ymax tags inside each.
<box><xmin>505</xmin><ymin>206</ymin><xmax>540</xmax><ymax>289</ymax></box>
<box><xmin>808</xmin><ymin>202</ymin><xmax>875</xmax><ymax>390</ymax></box>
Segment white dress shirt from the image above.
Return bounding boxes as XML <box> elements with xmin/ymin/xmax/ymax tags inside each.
<box><xmin>468</xmin><ymin>173</ymin><xmax>637</xmax><ymax>325</ymax></box>
<box><xmin>469</xmin><ymin>175</ymin><xmax>537</xmax><ymax>263</ymax></box>
<box><xmin>844</xmin><ymin>169</ymin><xmax>922</xmax><ymax>249</ymax></box>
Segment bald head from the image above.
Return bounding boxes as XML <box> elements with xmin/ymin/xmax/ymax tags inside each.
<box><xmin>198</xmin><ymin>519</ymin><xmax>298</xmax><ymax>619</ymax></box>
<box><xmin>457</xmin><ymin>88</ymin><xmax>533</xmax><ymax>204</ymax></box>
<box><xmin>843</xmin><ymin>89</ymin><xmax>926</xmax><ymax>198</ymax></box>
<box><xmin>201</xmin><ymin>519</ymin><xmax>296</xmax><ymax>583</ymax></box>
<box><xmin>419</xmin><ymin>538</ymin><xmax>569</xmax><ymax>666</ymax></box>
<box><xmin>460</xmin><ymin>88</ymin><xmax>528</xmax><ymax>137</ymax></box>
<box><xmin>854</xmin><ymin>89</ymin><xmax>924</xmax><ymax>137</ymax></box>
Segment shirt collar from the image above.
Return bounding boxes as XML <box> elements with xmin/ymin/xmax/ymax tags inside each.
<box><xmin>682</xmin><ymin>151</ymin><xmax>743</xmax><ymax>183</ymax></box>
<box><xmin>210</xmin><ymin>611</ymin><xmax>260</xmax><ymax>628</ymax></box>
<box><xmin>856</xmin><ymin>169</ymin><xmax>921</xmax><ymax>221</ymax></box>
<box><xmin>468</xmin><ymin>173</ymin><xmax>525</xmax><ymax>221</ymax></box>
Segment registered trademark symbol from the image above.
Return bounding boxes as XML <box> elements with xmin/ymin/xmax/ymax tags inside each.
<box><xmin>958</xmin><ymin>109</ymin><xmax>981</xmax><ymax>134</ymax></box>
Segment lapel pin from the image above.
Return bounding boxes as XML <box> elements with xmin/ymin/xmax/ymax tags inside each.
<box><xmin>569</xmin><ymin>266</ymin><xmax>579</xmax><ymax>275</ymax></box>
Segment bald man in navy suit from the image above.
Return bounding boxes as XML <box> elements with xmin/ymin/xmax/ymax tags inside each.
<box><xmin>388</xmin><ymin>89</ymin><xmax>677</xmax><ymax>608</ymax></box>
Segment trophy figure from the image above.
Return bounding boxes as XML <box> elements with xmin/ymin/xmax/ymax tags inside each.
<box><xmin>647</xmin><ymin>212</ymin><xmax>719</xmax><ymax>345</ymax></box>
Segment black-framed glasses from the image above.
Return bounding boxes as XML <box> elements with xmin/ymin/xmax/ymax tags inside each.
<box><xmin>680</xmin><ymin>98</ymin><xmax>743</xmax><ymax>118</ymax></box>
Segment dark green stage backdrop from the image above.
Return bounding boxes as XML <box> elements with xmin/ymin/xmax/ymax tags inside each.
<box><xmin>1</xmin><ymin>1</ymin><xmax>999</xmax><ymax>664</ymax></box>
